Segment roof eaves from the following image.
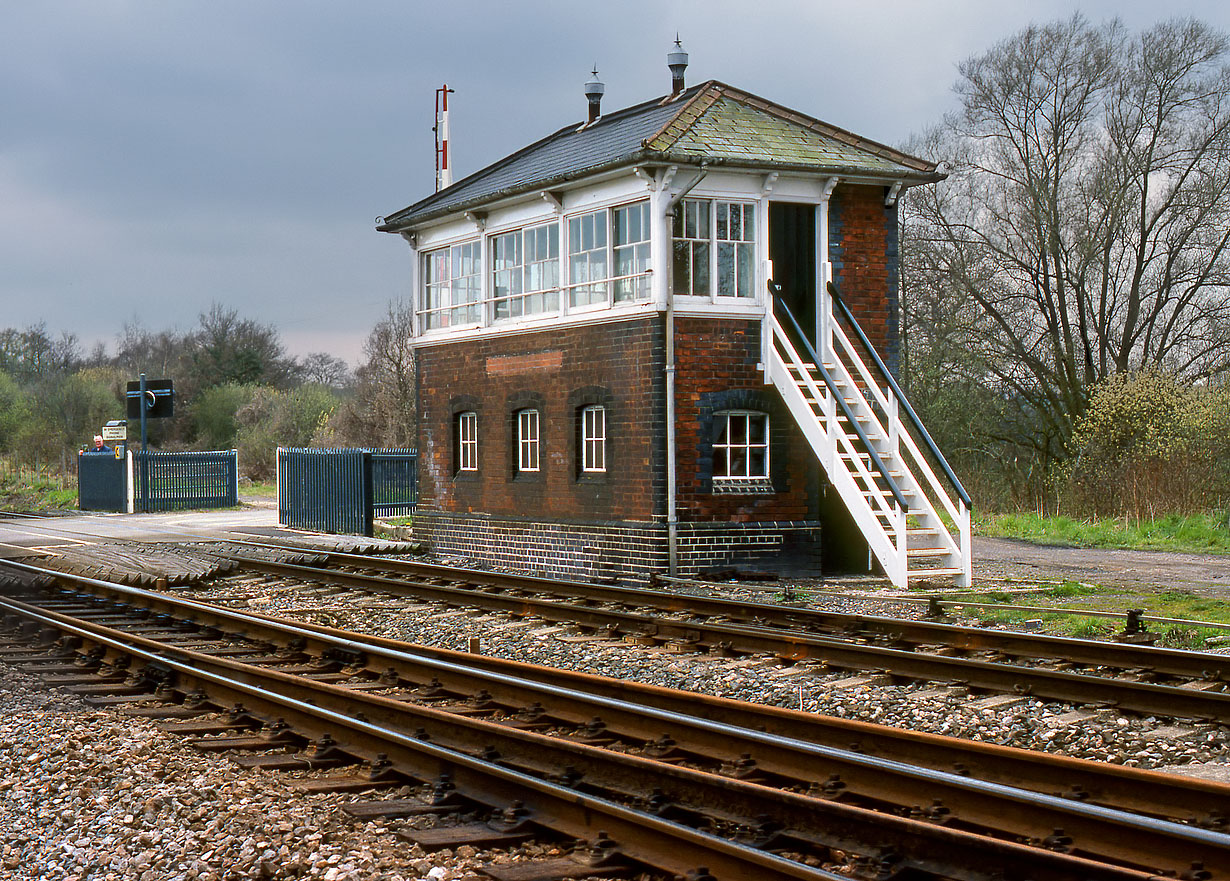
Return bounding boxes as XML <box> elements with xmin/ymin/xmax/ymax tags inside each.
<box><xmin>377</xmin><ymin>150</ymin><xmax>668</xmax><ymax>233</ymax></box>
<box><xmin>380</xmin><ymin>88</ymin><xmax>706</xmax><ymax>232</ymax></box>
<box><xmin>654</xmin><ymin>151</ymin><xmax>944</xmax><ymax>184</ymax></box>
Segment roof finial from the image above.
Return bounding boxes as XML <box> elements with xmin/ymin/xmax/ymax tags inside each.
<box><xmin>667</xmin><ymin>36</ymin><xmax>689</xmax><ymax>98</ymax></box>
<box><xmin>584</xmin><ymin>65</ymin><xmax>605</xmax><ymax>124</ymax></box>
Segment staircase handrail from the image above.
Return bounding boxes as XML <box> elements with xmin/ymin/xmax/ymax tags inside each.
<box><xmin>774</xmin><ymin>299</ymin><xmax>909</xmax><ymax>512</ymax></box>
<box><xmin>826</xmin><ymin>281</ymin><xmax>973</xmax><ymax>509</ymax></box>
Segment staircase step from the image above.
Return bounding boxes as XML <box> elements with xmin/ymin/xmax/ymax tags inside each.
<box><xmin>907</xmin><ymin>567</ymin><xmax>964</xmax><ymax>579</ymax></box>
<box><xmin>907</xmin><ymin>547</ymin><xmax>952</xmax><ymax>558</ymax></box>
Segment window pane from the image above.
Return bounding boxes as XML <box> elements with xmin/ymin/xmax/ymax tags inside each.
<box><xmin>582</xmin><ymin>405</ymin><xmax>606</xmax><ymax>472</ymax></box>
<box><xmin>737</xmin><ymin>243</ymin><xmax>754</xmax><ymax>298</ymax></box>
<box><xmin>717</xmin><ymin>242</ymin><xmax>734</xmax><ymax>297</ymax></box>
<box><xmin>458</xmin><ymin>411</ymin><xmax>478</xmax><ymax>471</ymax></box>
<box><xmin>694</xmin><ymin>242</ymin><xmax>710</xmax><ymax>294</ymax></box>
<box><xmin>672</xmin><ymin>242</ymin><xmax>691</xmax><ymax>296</ymax></box>
<box><xmin>749</xmin><ymin>413</ymin><xmax>766</xmax><ymax>444</ymax></box>
<box><xmin>568</xmin><ymin>211</ymin><xmax>608</xmax><ymax>307</ymax></box>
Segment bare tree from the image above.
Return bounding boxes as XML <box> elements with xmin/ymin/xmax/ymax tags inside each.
<box><xmin>298</xmin><ymin>352</ymin><xmax>353</xmax><ymax>389</ymax></box>
<box><xmin>190</xmin><ymin>303</ymin><xmax>297</xmax><ymax>392</ymax></box>
<box><xmin>904</xmin><ymin>15</ymin><xmax>1230</xmax><ymax>497</ymax></box>
<box><xmin>314</xmin><ymin>301</ymin><xmax>415</xmax><ymax>449</ymax></box>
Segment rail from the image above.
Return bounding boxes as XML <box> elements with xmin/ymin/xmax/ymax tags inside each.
<box><xmin>827</xmin><ymin>281</ymin><xmax>971</xmax><ymax>507</ymax></box>
<box><xmin>774</xmin><ymin>299</ymin><xmax>907</xmax><ymax>511</ymax></box>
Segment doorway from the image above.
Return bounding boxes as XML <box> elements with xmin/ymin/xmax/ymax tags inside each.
<box><xmin>768</xmin><ymin>202</ymin><xmax>816</xmax><ymax>346</ymax></box>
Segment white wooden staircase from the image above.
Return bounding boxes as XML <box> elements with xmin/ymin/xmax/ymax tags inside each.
<box><xmin>765</xmin><ymin>282</ymin><xmax>972</xmax><ymax>588</ymax></box>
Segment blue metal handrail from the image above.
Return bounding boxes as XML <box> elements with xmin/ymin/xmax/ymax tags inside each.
<box><xmin>826</xmin><ymin>281</ymin><xmax>973</xmax><ymax>509</ymax></box>
<box><xmin>774</xmin><ymin>298</ymin><xmax>909</xmax><ymax>513</ymax></box>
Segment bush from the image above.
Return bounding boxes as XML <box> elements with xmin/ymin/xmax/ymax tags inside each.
<box><xmin>1061</xmin><ymin>371</ymin><xmax>1230</xmax><ymax>518</ymax></box>
<box><xmin>191</xmin><ymin>383</ymin><xmax>262</xmax><ymax>450</ymax></box>
<box><xmin>235</xmin><ymin>384</ymin><xmax>339</xmax><ymax>480</ymax></box>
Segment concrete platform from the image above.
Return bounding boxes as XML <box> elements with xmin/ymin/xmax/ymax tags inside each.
<box><xmin>0</xmin><ymin>506</ymin><xmax>285</xmax><ymax>559</ymax></box>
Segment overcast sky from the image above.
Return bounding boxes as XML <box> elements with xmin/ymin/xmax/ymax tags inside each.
<box><xmin>4</xmin><ymin>1</ymin><xmax>1230</xmax><ymax>367</ymax></box>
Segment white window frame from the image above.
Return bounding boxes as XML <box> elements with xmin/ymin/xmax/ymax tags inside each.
<box><xmin>420</xmin><ymin>239</ymin><xmax>481</xmax><ymax>330</ymax></box>
<box><xmin>612</xmin><ymin>202</ymin><xmax>652</xmax><ymax>304</ymax></box>
<box><xmin>672</xmin><ymin>198</ymin><xmax>758</xmax><ymax>301</ymax></box>
<box><xmin>491</xmin><ymin>221</ymin><xmax>560</xmax><ymax>322</ymax></box>
<box><xmin>715</xmin><ymin>200</ymin><xmax>756</xmax><ymax>299</ymax></box>
<box><xmin>567</xmin><ymin>208</ymin><xmax>610</xmax><ymax>310</ymax></box>
<box><xmin>457</xmin><ymin>411</ymin><xmax>478</xmax><ymax>472</ymax></box>
<box><xmin>581</xmin><ymin>405</ymin><xmax>606</xmax><ymax>473</ymax></box>
<box><xmin>566</xmin><ymin>200</ymin><xmax>653</xmax><ymax>313</ymax></box>
<box><xmin>713</xmin><ymin>410</ymin><xmax>769</xmax><ymax>479</ymax></box>
<box><xmin>517</xmin><ymin>409</ymin><xmax>540</xmax><ymax>473</ymax></box>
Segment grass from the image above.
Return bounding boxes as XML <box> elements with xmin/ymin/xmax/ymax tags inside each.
<box><xmin>238</xmin><ymin>480</ymin><xmax>278</xmax><ymax>498</ymax></box>
<box><xmin>0</xmin><ymin>459</ymin><xmax>78</xmax><ymax>512</ymax></box>
<box><xmin>944</xmin><ymin>580</ymin><xmax>1230</xmax><ymax>649</ymax></box>
<box><xmin>978</xmin><ymin>511</ymin><xmax>1230</xmax><ymax>554</ymax></box>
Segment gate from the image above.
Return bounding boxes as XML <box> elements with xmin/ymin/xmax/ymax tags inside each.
<box><xmin>132</xmin><ymin>450</ymin><xmax>239</xmax><ymax>512</ymax></box>
<box><xmin>278</xmin><ymin>448</ymin><xmax>416</xmax><ymax>536</ymax></box>
<box><xmin>78</xmin><ymin>453</ymin><xmax>127</xmax><ymax>511</ymax></box>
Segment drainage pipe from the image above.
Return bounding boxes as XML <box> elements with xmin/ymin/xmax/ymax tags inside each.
<box><xmin>663</xmin><ymin>165</ymin><xmax>708</xmax><ymax>576</ymax></box>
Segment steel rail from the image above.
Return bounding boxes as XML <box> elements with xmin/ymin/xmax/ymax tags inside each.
<box><xmin>826</xmin><ymin>280</ymin><xmax>972</xmax><ymax>507</ymax></box>
<box><xmin>0</xmin><ymin>593</ymin><xmax>1212</xmax><ymax>881</ymax></box>
<box><xmin>215</xmin><ymin>554</ymin><xmax>1230</xmax><ymax>722</ymax></box>
<box><xmin>8</xmin><ymin>560</ymin><xmax>1230</xmax><ymax>826</ymax></box>
<box><xmin>0</xmin><ymin>597</ymin><xmax>841</xmax><ymax>881</ymax></box>
<box><xmin>223</xmin><ymin>542</ymin><xmax>1230</xmax><ymax>683</ymax></box>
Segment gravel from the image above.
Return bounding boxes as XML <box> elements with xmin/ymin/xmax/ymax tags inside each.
<box><xmin>0</xmin><ymin>664</ymin><xmax>475</xmax><ymax>881</ymax></box>
<box><xmin>3</xmin><ymin>559</ymin><xmax>1228</xmax><ymax>879</ymax></box>
<box><xmin>195</xmin><ymin>566</ymin><xmax>1230</xmax><ymax>771</ymax></box>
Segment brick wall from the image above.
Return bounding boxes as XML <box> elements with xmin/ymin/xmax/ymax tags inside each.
<box><xmin>415</xmin><ymin>317</ymin><xmax>666</xmax><ymax>521</ymax></box>
<box><xmin>673</xmin><ymin>317</ymin><xmax>820</xmax><ymax>524</ymax></box>
<box><xmin>411</xmin><ymin>509</ymin><xmax>821</xmax><ymax>582</ymax></box>
<box><xmin>829</xmin><ymin>183</ymin><xmax>900</xmax><ymax>376</ymax></box>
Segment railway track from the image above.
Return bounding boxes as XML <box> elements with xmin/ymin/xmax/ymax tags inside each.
<box><xmin>208</xmin><ymin>543</ymin><xmax>1230</xmax><ymax>723</ymax></box>
<box><xmin>2</xmin><ymin>560</ymin><xmax>1229</xmax><ymax>880</ymax></box>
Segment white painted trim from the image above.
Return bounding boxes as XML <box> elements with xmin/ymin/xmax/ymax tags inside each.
<box><xmin>410</xmin><ymin>302</ymin><xmax>661</xmax><ymax>349</ymax></box>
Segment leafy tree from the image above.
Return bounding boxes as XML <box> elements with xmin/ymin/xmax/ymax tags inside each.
<box><xmin>26</xmin><ymin>369</ymin><xmax>121</xmax><ymax>468</ymax></box>
<box><xmin>0</xmin><ymin>372</ymin><xmax>32</xmax><ymax>454</ymax></box>
<box><xmin>904</xmin><ymin>15</ymin><xmax>1230</xmax><ymax>506</ymax></box>
<box><xmin>191</xmin><ymin>383</ymin><xmax>262</xmax><ymax>450</ymax></box>
<box><xmin>1061</xmin><ymin>371</ymin><xmax>1230</xmax><ymax>517</ymax></box>
<box><xmin>235</xmin><ymin>384</ymin><xmax>339</xmax><ymax>479</ymax></box>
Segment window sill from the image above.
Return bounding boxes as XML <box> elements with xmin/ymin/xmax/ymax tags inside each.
<box><xmin>712</xmin><ymin>478</ymin><xmax>775</xmax><ymax>495</ymax></box>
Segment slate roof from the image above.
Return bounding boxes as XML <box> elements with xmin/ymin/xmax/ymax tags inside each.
<box><xmin>378</xmin><ymin>81</ymin><xmax>940</xmax><ymax>233</ymax></box>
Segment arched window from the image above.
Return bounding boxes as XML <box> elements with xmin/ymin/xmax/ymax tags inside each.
<box><xmin>516</xmin><ymin>409</ymin><xmax>540</xmax><ymax>473</ymax></box>
<box><xmin>456</xmin><ymin>411</ymin><xmax>478</xmax><ymax>472</ymax></box>
<box><xmin>580</xmin><ymin>405</ymin><xmax>606</xmax><ymax>472</ymax></box>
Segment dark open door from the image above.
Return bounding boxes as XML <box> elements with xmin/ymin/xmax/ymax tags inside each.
<box><xmin>769</xmin><ymin>201</ymin><xmax>870</xmax><ymax>574</ymax></box>
<box><xmin>768</xmin><ymin>202</ymin><xmax>816</xmax><ymax>345</ymax></box>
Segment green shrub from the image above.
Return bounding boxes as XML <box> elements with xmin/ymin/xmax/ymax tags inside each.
<box><xmin>1061</xmin><ymin>371</ymin><xmax>1230</xmax><ymax>519</ymax></box>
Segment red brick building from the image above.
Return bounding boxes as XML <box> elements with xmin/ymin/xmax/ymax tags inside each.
<box><xmin>379</xmin><ymin>53</ymin><xmax>971</xmax><ymax>586</ymax></box>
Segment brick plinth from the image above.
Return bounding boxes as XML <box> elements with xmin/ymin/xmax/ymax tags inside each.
<box><xmin>410</xmin><ymin>508</ymin><xmax>822</xmax><ymax>583</ymax></box>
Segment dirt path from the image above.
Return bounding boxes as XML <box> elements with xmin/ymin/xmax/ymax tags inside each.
<box><xmin>974</xmin><ymin>536</ymin><xmax>1230</xmax><ymax>596</ymax></box>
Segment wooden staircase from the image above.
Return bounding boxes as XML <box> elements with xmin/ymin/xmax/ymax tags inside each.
<box><xmin>765</xmin><ymin>283</ymin><xmax>972</xmax><ymax>588</ymax></box>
